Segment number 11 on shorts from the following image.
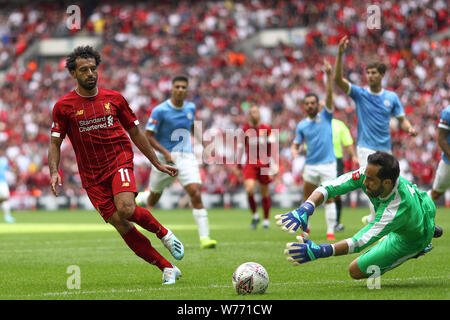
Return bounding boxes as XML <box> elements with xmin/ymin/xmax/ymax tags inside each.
<box><xmin>118</xmin><ymin>168</ymin><xmax>130</xmax><ymax>182</ymax></box>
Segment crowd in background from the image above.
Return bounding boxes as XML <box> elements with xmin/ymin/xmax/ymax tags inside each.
<box><xmin>0</xmin><ymin>0</ymin><xmax>448</xmax><ymax>199</ymax></box>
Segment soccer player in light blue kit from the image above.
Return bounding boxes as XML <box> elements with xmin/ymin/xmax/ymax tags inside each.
<box><xmin>0</xmin><ymin>149</ymin><xmax>14</xmax><ymax>223</ymax></box>
<box><xmin>334</xmin><ymin>35</ymin><xmax>417</xmax><ymax>224</ymax></box>
<box><xmin>138</xmin><ymin>75</ymin><xmax>217</xmax><ymax>249</ymax></box>
<box><xmin>290</xmin><ymin>59</ymin><xmax>337</xmax><ymax>240</ymax></box>
<box><xmin>430</xmin><ymin>106</ymin><xmax>450</xmax><ymax>203</ymax></box>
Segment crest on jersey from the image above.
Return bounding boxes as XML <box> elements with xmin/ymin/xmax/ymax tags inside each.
<box><xmin>76</xmin><ymin>109</ymin><xmax>84</xmax><ymax>116</ymax></box>
<box><xmin>352</xmin><ymin>171</ymin><xmax>361</xmax><ymax>180</ymax></box>
<box><xmin>383</xmin><ymin>100</ymin><xmax>391</xmax><ymax>107</ymax></box>
<box><xmin>104</xmin><ymin>102</ymin><xmax>112</xmax><ymax>114</ymax></box>
<box><xmin>187</xmin><ymin>113</ymin><xmax>193</xmax><ymax>120</ymax></box>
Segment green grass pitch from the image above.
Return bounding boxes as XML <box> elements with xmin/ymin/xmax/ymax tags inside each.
<box><xmin>0</xmin><ymin>206</ymin><xmax>449</xmax><ymax>300</ymax></box>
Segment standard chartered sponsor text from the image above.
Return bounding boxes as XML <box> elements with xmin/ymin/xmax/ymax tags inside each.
<box><xmin>79</xmin><ymin>116</ymin><xmax>113</xmax><ymax>132</ymax></box>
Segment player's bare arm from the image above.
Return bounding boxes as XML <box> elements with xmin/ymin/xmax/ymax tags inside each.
<box><xmin>145</xmin><ymin>130</ymin><xmax>173</xmax><ymax>164</ymax></box>
<box><xmin>324</xmin><ymin>59</ymin><xmax>334</xmax><ymax>112</ymax></box>
<box><xmin>397</xmin><ymin>115</ymin><xmax>418</xmax><ymax>136</ymax></box>
<box><xmin>334</xmin><ymin>35</ymin><xmax>350</xmax><ymax>94</ymax></box>
<box><xmin>48</xmin><ymin>136</ymin><xmax>63</xmax><ymax>196</ymax></box>
<box><xmin>129</xmin><ymin>126</ymin><xmax>177</xmax><ymax>177</ymax></box>
<box><xmin>191</xmin><ymin>123</ymin><xmax>205</xmax><ymax>148</ymax></box>
<box><xmin>345</xmin><ymin>145</ymin><xmax>359</xmax><ymax>167</ymax></box>
<box><xmin>290</xmin><ymin>143</ymin><xmax>301</xmax><ymax>158</ymax></box>
<box><xmin>438</xmin><ymin>127</ymin><xmax>450</xmax><ymax>160</ymax></box>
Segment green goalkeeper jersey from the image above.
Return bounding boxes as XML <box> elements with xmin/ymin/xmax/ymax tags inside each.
<box><xmin>316</xmin><ymin>167</ymin><xmax>436</xmax><ymax>253</ymax></box>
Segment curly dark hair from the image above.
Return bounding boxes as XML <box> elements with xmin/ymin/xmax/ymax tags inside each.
<box><xmin>65</xmin><ymin>46</ymin><xmax>101</xmax><ymax>72</ymax></box>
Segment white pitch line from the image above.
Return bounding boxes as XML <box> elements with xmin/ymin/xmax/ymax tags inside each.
<box><xmin>0</xmin><ymin>241</ymin><xmax>280</xmax><ymax>253</ymax></box>
<box><xmin>2</xmin><ymin>275</ymin><xmax>448</xmax><ymax>299</ymax></box>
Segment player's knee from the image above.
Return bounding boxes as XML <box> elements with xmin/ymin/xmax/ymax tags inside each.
<box><xmin>107</xmin><ymin>213</ymin><xmax>133</xmax><ymax>235</ymax></box>
<box><xmin>188</xmin><ymin>187</ymin><xmax>202</xmax><ymax>201</ymax></box>
<box><xmin>431</xmin><ymin>190</ymin><xmax>442</xmax><ymax>201</ymax></box>
<box><xmin>348</xmin><ymin>261</ymin><xmax>367</xmax><ymax>280</ymax></box>
<box><xmin>116</xmin><ymin>200</ymin><xmax>136</xmax><ymax>219</ymax></box>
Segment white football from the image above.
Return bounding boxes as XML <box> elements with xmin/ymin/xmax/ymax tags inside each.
<box><xmin>232</xmin><ymin>262</ymin><xmax>269</xmax><ymax>295</ymax></box>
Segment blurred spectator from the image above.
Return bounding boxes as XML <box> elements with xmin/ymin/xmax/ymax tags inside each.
<box><xmin>0</xmin><ymin>0</ymin><xmax>448</xmax><ymax>199</ymax></box>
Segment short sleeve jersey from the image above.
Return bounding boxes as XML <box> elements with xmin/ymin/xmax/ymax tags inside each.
<box><xmin>242</xmin><ymin>123</ymin><xmax>272</xmax><ymax>166</ymax></box>
<box><xmin>51</xmin><ymin>88</ymin><xmax>139</xmax><ymax>188</ymax></box>
<box><xmin>348</xmin><ymin>84</ymin><xmax>405</xmax><ymax>151</ymax></box>
<box><xmin>438</xmin><ymin>106</ymin><xmax>450</xmax><ymax>164</ymax></box>
<box><xmin>145</xmin><ymin>99</ymin><xmax>196</xmax><ymax>153</ymax></box>
<box><xmin>294</xmin><ymin>108</ymin><xmax>335</xmax><ymax>165</ymax></box>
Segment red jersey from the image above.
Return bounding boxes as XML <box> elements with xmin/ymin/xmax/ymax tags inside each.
<box><xmin>242</xmin><ymin>123</ymin><xmax>272</xmax><ymax>166</ymax></box>
<box><xmin>51</xmin><ymin>88</ymin><xmax>139</xmax><ymax>188</ymax></box>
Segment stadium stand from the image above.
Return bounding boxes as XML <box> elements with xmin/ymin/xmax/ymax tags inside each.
<box><xmin>0</xmin><ymin>0</ymin><xmax>448</xmax><ymax>208</ymax></box>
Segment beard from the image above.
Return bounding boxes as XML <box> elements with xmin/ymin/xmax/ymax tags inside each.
<box><xmin>79</xmin><ymin>77</ymin><xmax>97</xmax><ymax>90</ymax></box>
<box><xmin>367</xmin><ymin>186</ymin><xmax>384</xmax><ymax>198</ymax></box>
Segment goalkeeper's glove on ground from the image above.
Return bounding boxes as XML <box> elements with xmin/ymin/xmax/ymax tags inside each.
<box><xmin>284</xmin><ymin>236</ymin><xmax>334</xmax><ymax>265</ymax></box>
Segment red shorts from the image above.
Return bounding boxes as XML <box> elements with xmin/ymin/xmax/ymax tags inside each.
<box><xmin>243</xmin><ymin>164</ymin><xmax>272</xmax><ymax>184</ymax></box>
<box><xmin>85</xmin><ymin>167</ymin><xmax>137</xmax><ymax>222</ymax></box>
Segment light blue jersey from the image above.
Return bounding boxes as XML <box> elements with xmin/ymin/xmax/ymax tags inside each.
<box><xmin>348</xmin><ymin>84</ymin><xmax>405</xmax><ymax>151</ymax></box>
<box><xmin>0</xmin><ymin>156</ymin><xmax>9</xmax><ymax>183</ymax></box>
<box><xmin>294</xmin><ymin>108</ymin><xmax>335</xmax><ymax>165</ymax></box>
<box><xmin>145</xmin><ymin>99</ymin><xmax>196</xmax><ymax>153</ymax></box>
<box><xmin>438</xmin><ymin>106</ymin><xmax>450</xmax><ymax>164</ymax></box>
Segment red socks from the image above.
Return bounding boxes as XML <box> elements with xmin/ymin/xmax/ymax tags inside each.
<box><xmin>128</xmin><ymin>206</ymin><xmax>167</xmax><ymax>239</ymax></box>
<box><xmin>121</xmin><ymin>226</ymin><xmax>171</xmax><ymax>271</ymax></box>
<box><xmin>262</xmin><ymin>196</ymin><xmax>271</xmax><ymax>219</ymax></box>
<box><xmin>248</xmin><ymin>194</ymin><xmax>257</xmax><ymax>213</ymax></box>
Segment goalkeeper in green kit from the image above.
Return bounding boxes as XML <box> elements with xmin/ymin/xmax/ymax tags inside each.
<box><xmin>275</xmin><ymin>151</ymin><xmax>441</xmax><ymax>279</ymax></box>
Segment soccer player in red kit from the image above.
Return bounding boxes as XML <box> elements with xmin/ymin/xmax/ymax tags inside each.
<box><xmin>238</xmin><ymin>105</ymin><xmax>275</xmax><ymax>229</ymax></box>
<box><xmin>48</xmin><ymin>46</ymin><xmax>184</xmax><ymax>285</ymax></box>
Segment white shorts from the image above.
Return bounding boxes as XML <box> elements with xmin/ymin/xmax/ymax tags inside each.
<box><xmin>303</xmin><ymin>161</ymin><xmax>337</xmax><ymax>186</ymax></box>
<box><xmin>432</xmin><ymin>160</ymin><xmax>450</xmax><ymax>193</ymax></box>
<box><xmin>0</xmin><ymin>182</ymin><xmax>10</xmax><ymax>200</ymax></box>
<box><xmin>149</xmin><ymin>152</ymin><xmax>202</xmax><ymax>193</ymax></box>
<box><xmin>357</xmin><ymin>146</ymin><xmax>391</xmax><ymax>167</ymax></box>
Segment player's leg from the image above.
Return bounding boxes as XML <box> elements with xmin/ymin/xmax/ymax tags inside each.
<box><xmin>319</xmin><ymin>162</ymin><xmax>338</xmax><ymax>240</ymax></box>
<box><xmin>335</xmin><ymin>158</ymin><xmax>344</xmax><ymax>232</ymax></box>
<box><xmin>112</xmin><ymin>168</ymin><xmax>184</xmax><ymax>260</ymax></box>
<box><xmin>430</xmin><ymin>159</ymin><xmax>450</xmax><ymax>202</ymax></box>
<box><xmin>351</xmin><ymin>234</ymin><xmax>428</xmax><ymax>279</ymax></box>
<box><xmin>86</xmin><ymin>179</ymin><xmax>181</xmax><ymax>284</ymax></box>
<box><xmin>148</xmin><ymin>191</ymin><xmax>163</xmax><ymax>207</ymax></box>
<box><xmin>107</xmin><ymin>211</ymin><xmax>181</xmax><ymax>284</ymax></box>
<box><xmin>244</xmin><ymin>178</ymin><xmax>259</xmax><ymax>229</ymax></box>
<box><xmin>0</xmin><ymin>182</ymin><xmax>14</xmax><ymax>223</ymax></box>
<box><xmin>184</xmin><ymin>183</ymin><xmax>217</xmax><ymax>248</ymax></box>
<box><xmin>177</xmin><ymin>152</ymin><xmax>216</xmax><ymax>248</ymax></box>
<box><xmin>258</xmin><ymin>171</ymin><xmax>272</xmax><ymax>229</ymax></box>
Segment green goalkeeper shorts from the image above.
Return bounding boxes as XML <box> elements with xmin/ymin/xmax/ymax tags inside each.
<box><xmin>356</xmin><ymin>234</ymin><xmax>425</xmax><ymax>276</ymax></box>
<box><xmin>357</xmin><ymin>193</ymin><xmax>435</xmax><ymax>276</ymax></box>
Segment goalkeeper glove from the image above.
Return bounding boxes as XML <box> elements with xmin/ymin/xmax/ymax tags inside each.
<box><xmin>284</xmin><ymin>236</ymin><xmax>334</xmax><ymax>265</ymax></box>
<box><xmin>275</xmin><ymin>201</ymin><xmax>315</xmax><ymax>236</ymax></box>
